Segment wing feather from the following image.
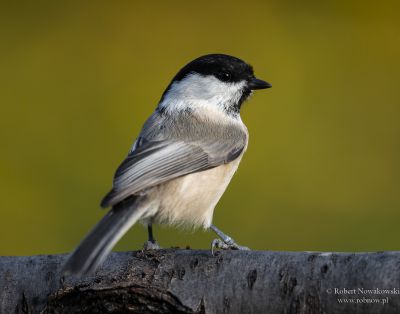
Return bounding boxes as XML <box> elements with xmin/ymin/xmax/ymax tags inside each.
<box><xmin>101</xmin><ymin>112</ymin><xmax>247</xmax><ymax>208</ymax></box>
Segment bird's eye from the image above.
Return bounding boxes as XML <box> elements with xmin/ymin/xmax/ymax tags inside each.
<box><xmin>218</xmin><ymin>72</ymin><xmax>231</xmax><ymax>81</ymax></box>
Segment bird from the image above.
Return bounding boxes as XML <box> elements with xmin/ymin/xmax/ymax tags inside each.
<box><xmin>62</xmin><ymin>54</ymin><xmax>271</xmax><ymax>276</ymax></box>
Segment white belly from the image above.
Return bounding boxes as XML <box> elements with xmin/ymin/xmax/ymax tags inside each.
<box><xmin>145</xmin><ymin>156</ymin><xmax>243</xmax><ymax>229</ymax></box>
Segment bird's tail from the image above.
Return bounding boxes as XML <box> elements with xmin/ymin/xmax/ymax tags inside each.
<box><xmin>62</xmin><ymin>196</ymin><xmax>148</xmax><ymax>277</ymax></box>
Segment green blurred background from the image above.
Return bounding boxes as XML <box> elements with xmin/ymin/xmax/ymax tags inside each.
<box><xmin>1</xmin><ymin>1</ymin><xmax>399</xmax><ymax>256</ymax></box>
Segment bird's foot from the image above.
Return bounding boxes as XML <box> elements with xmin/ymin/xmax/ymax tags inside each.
<box><xmin>211</xmin><ymin>238</ymin><xmax>250</xmax><ymax>255</ymax></box>
<box><xmin>142</xmin><ymin>240</ymin><xmax>162</xmax><ymax>251</ymax></box>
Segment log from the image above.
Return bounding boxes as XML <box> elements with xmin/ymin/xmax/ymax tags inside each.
<box><xmin>0</xmin><ymin>250</ymin><xmax>399</xmax><ymax>313</ymax></box>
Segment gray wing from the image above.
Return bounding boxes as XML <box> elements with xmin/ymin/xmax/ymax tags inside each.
<box><xmin>101</xmin><ymin>112</ymin><xmax>247</xmax><ymax>208</ymax></box>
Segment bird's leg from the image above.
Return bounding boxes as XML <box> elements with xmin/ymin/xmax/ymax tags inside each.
<box><xmin>143</xmin><ymin>224</ymin><xmax>162</xmax><ymax>250</ymax></box>
<box><xmin>210</xmin><ymin>224</ymin><xmax>250</xmax><ymax>255</ymax></box>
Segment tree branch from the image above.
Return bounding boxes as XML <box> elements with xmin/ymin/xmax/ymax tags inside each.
<box><xmin>1</xmin><ymin>250</ymin><xmax>399</xmax><ymax>313</ymax></box>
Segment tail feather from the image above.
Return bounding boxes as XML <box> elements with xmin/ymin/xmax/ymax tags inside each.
<box><xmin>62</xmin><ymin>196</ymin><xmax>147</xmax><ymax>277</ymax></box>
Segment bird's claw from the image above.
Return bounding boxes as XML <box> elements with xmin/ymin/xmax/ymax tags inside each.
<box><xmin>211</xmin><ymin>238</ymin><xmax>250</xmax><ymax>255</ymax></box>
<box><xmin>142</xmin><ymin>240</ymin><xmax>162</xmax><ymax>251</ymax></box>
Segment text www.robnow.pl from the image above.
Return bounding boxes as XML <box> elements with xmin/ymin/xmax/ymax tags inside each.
<box><xmin>337</xmin><ymin>297</ymin><xmax>389</xmax><ymax>305</ymax></box>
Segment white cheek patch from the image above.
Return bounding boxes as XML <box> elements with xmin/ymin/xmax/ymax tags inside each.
<box><xmin>159</xmin><ymin>74</ymin><xmax>246</xmax><ymax>115</ymax></box>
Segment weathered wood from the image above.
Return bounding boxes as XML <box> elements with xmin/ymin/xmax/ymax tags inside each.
<box><xmin>0</xmin><ymin>250</ymin><xmax>399</xmax><ymax>313</ymax></box>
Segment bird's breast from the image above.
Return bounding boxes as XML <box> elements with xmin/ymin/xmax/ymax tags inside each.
<box><xmin>147</xmin><ymin>155</ymin><xmax>243</xmax><ymax>229</ymax></box>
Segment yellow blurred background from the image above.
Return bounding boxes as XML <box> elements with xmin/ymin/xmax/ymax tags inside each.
<box><xmin>1</xmin><ymin>1</ymin><xmax>399</xmax><ymax>255</ymax></box>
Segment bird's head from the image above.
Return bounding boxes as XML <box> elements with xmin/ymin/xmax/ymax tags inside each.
<box><xmin>158</xmin><ymin>54</ymin><xmax>271</xmax><ymax>117</ymax></box>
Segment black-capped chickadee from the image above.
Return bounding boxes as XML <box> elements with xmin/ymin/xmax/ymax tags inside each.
<box><xmin>63</xmin><ymin>54</ymin><xmax>271</xmax><ymax>276</ymax></box>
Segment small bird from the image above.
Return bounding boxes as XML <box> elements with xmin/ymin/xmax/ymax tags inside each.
<box><xmin>63</xmin><ymin>54</ymin><xmax>271</xmax><ymax>276</ymax></box>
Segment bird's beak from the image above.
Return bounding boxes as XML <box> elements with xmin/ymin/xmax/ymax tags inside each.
<box><xmin>248</xmin><ymin>77</ymin><xmax>272</xmax><ymax>90</ymax></box>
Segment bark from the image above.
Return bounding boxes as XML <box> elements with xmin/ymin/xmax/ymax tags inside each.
<box><xmin>0</xmin><ymin>250</ymin><xmax>399</xmax><ymax>313</ymax></box>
